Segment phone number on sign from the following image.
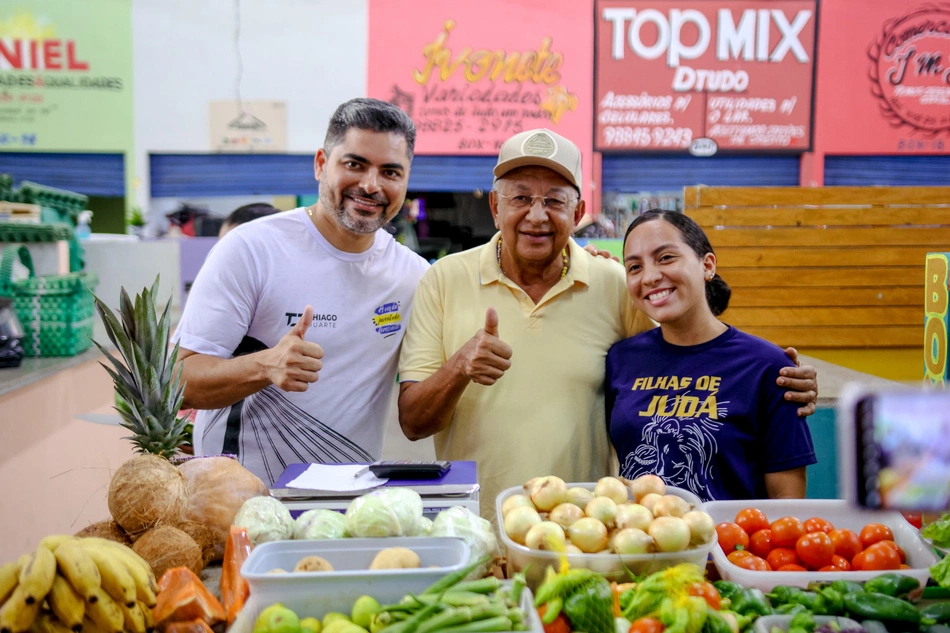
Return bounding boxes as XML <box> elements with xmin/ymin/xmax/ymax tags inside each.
<box><xmin>602</xmin><ymin>126</ymin><xmax>693</xmax><ymax>148</ymax></box>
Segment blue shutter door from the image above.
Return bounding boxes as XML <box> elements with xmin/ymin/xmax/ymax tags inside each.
<box><xmin>824</xmin><ymin>155</ymin><xmax>950</xmax><ymax>186</ymax></box>
<box><xmin>407</xmin><ymin>156</ymin><xmax>497</xmax><ymax>192</ymax></box>
<box><xmin>0</xmin><ymin>152</ymin><xmax>125</xmax><ymax>196</ymax></box>
<box><xmin>602</xmin><ymin>155</ymin><xmax>801</xmax><ymax>191</ymax></box>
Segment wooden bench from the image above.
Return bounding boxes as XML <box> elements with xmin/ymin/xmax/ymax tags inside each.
<box><xmin>683</xmin><ymin>186</ymin><xmax>950</xmax><ymax>348</ymax></box>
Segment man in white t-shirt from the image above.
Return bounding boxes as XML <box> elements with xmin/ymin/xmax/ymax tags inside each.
<box><xmin>173</xmin><ymin>99</ymin><xmax>429</xmax><ymax>484</ymax></box>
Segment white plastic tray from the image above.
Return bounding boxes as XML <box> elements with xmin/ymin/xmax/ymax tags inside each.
<box><xmin>704</xmin><ymin>499</ymin><xmax>939</xmax><ymax>591</ymax></box>
<box><xmin>496</xmin><ymin>482</ymin><xmax>713</xmax><ymax>588</ymax></box>
<box><xmin>242</xmin><ymin>537</ymin><xmax>470</xmax><ymax>611</ymax></box>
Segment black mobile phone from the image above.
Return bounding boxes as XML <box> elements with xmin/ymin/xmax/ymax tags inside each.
<box><xmin>854</xmin><ymin>390</ymin><xmax>950</xmax><ymax>512</ymax></box>
<box><xmin>368</xmin><ymin>460</ymin><xmax>451</xmax><ymax>479</ymax></box>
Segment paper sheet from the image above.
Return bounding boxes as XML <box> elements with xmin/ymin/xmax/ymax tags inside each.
<box><xmin>285</xmin><ymin>463</ymin><xmax>388</xmax><ymax>492</ymax></box>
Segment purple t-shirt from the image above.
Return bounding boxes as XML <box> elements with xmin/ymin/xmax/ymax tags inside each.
<box><xmin>606</xmin><ymin>326</ymin><xmax>816</xmax><ymax>501</ymax></box>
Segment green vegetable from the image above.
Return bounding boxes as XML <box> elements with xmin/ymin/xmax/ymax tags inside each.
<box><xmin>508</xmin><ymin>572</ymin><xmax>526</xmax><ymax>605</ymax></box>
<box><xmin>541</xmin><ymin>598</ymin><xmax>562</xmax><ymax>625</ymax></box>
<box><xmin>789</xmin><ymin>591</ymin><xmax>828</xmax><ymax>615</ymax></box>
<box><xmin>921</xmin><ymin>602</ymin><xmax>950</xmax><ymax>624</ymax></box>
<box><xmin>787</xmin><ymin>627</ymin><xmax>809</xmax><ymax>633</ymax></box>
<box><xmin>859</xmin><ymin>620</ymin><xmax>889</xmax><ymax>633</ymax></box>
<box><xmin>922</xmin><ymin>514</ymin><xmax>950</xmax><ymax>547</ymax></box>
<box><xmin>818</xmin><ymin>587</ymin><xmax>844</xmax><ymax>615</ymax></box>
<box><xmin>713</xmin><ymin>581</ymin><xmax>741</xmax><ymax>601</ymax></box>
<box><xmin>932</xmin><ymin>555</ymin><xmax>950</xmax><ymax>590</ymax></box>
<box><xmin>422</xmin><ymin>556</ymin><xmax>490</xmax><ymax>595</ymax></box>
<box><xmin>767</xmin><ymin>586</ymin><xmax>804</xmax><ymax>605</ymax></box>
<box><xmin>923</xmin><ymin>587</ymin><xmax>950</xmax><ymax>601</ymax></box>
<box><xmin>435</xmin><ymin>616</ymin><xmax>514</xmax><ymax>633</ymax></box>
<box><xmin>448</xmin><ymin>578</ymin><xmax>504</xmax><ymax>595</ymax></box>
<box><xmin>534</xmin><ymin>568</ymin><xmax>599</xmax><ymax>606</ymax></box>
<box><xmin>776</xmin><ymin>604</ymin><xmax>809</xmax><ymax>616</ymax></box>
<box><xmin>731</xmin><ymin>588</ymin><xmax>772</xmax><ymax>617</ymax></box>
<box><xmin>700</xmin><ymin>610</ymin><xmax>733</xmax><ymax>633</ymax></box>
<box><xmin>829</xmin><ymin>580</ymin><xmax>864</xmax><ymax>596</ymax></box>
<box><xmin>657</xmin><ymin>596</ymin><xmax>707</xmax><ymax>633</ymax></box>
<box><xmin>843</xmin><ymin>592</ymin><xmax>921</xmax><ymax>628</ymax></box>
<box><xmin>561</xmin><ymin>577</ymin><xmax>615</xmax><ymax>633</ymax></box>
<box><xmin>862</xmin><ymin>573</ymin><xmax>920</xmax><ymax>597</ymax></box>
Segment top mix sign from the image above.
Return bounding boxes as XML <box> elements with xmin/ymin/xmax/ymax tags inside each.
<box><xmin>595</xmin><ymin>0</ymin><xmax>817</xmax><ymax>152</ymax></box>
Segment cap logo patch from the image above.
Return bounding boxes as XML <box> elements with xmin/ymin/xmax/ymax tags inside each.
<box><xmin>522</xmin><ymin>132</ymin><xmax>556</xmax><ymax>157</ymax></box>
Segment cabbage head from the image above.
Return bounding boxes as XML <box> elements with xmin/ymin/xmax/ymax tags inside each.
<box><xmin>345</xmin><ymin>488</ymin><xmax>423</xmax><ymax>537</ymax></box>
<box><xmin>232</xmin><ymin>495</ymin><xmax>294</xmax><ymax>544</ymax></box>
<box><xmin>294</xmin><ymin>508</ymin><xmax>348</xmax><ymax>540</ymax></box>
<box><xmin>415</xmin><ymin>516</ymin><xmax>434</xmax><ymax>536</ymax></box>
<box><xmin>431</xmin><ymin>506</ymin><xmax>499</xmax><ymax>579</ymax></box>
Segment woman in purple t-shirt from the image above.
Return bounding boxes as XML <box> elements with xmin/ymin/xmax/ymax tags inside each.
<box><xmin>606</xmin><ymin>210</ymin><xmax>816</xmax><ymax>501</ymax></box>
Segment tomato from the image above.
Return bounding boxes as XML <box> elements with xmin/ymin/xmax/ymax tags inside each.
<box><xmin>902</xmin><ymin>512</ymin><xmax>923</xmax><ymax>529</ymax></box>
<box><xmin>767</xmin><ymin>547</ymin><xmax>800</xmax><ymax>570</ymax></box>
<box><xmin>734</xmin><ymin>555</ymin><xmax>771</xmax><ymax>571</ymax></box>
<box><xmin>828</xmin><ymin>529</ymin><xmax>863</xmax><ymax>561</ymax></box>
<box><xmin>771</xmin><ymin>517</ymin><xmax>806</xmax><ymax>548</ymax></box>
<box><xmin>539</xmin><ymin>607</ymin><xmax>572</xmax><ymax>633</ymax></box>
<box><xmin>777</xmin><ymin>564</ymin><xmax>807</xmax><ymax>572</ymax></box>
<box><xmin>877</xmin><ymin>540</ymin><xmax>906</xmax><ymax>564</ymax></box>
<box><xmin>804</xmin><ymin>517</ymin><xmax>835</xmax><ymax>534</ymax></box>
<box><xmin>818</xmin><ymin>565</ymin><xmax>837</xmax><ymax>571</ymax></box>
<box><xmin>688</xmin><ymin>582</ymin><xmax>721</xmax><ymax>611</ymax></box>
<box><xmin>860</xmin><ymin>523</ymin><xmax>895</xmax><ymax>549</ymax></box>
<box><xmin>900</xmin><ymin>563</ymin><xmax>912</xmax><ymax>569</ymax></box>
<box><xmin>716</xmin><ymin>522</ymin><xmax>750</xmax><ymax>554</ymax></box>
<box><xmin>749</xmin><ymin>529</ymin><xmax>773</xmax><ymax>558</ymax></box>
<box><xmin>629</xmin><ymin>617</ymin><xmax>665</xmax><ymax>633</ymax></box>
<box><xmin>860</xmin><ymin>542</ymin><xmax>902</xmax><ymax>571</ymax></box>
<box><xmin>831</xmin><ymin>555</ymin><xmax>852</xmax><ymax>571</ymax></box>
<box><xmin>851</xmin><ymin>550</ymin><xmax>867</xmax><ymax>571</ymax></box>
<box><xmin>736</xmin><ymin>508</ymin><xmax>771</xmax><ymax>535</ymax></box>
<box><xmin>796</xmin><ymin>532</ymin><xmax>835</xmax><ymax>569</ymax></box>
<box><xmin>727</xmin><ymin>550</ymin><xmax>753</xmax><ymax>565</ymax></box>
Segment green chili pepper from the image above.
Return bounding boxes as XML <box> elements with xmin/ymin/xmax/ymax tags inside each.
<box><xmin>713</xmin><ymin>581</ymin><xmax>741</xmax><ymax>601</ymax></box>
<box><xmin>776</xmin><ymin>603</ymin><xmax>809</xmax><ymax>616</ymax></box>
<box><xmin>863</xmin><ymin>573</ymin><xmax>921</xmax><ymax>598</ymax></box>
<box><xmin>843</xmin><ymin>592</ymin><xmax>922</xmax><ymax>628</ymax></box>
<box><xmin>789</xmin><ymin>591</ymin><xmax>829</xmax><ymax>616</ymax></box>
<box><xmin>789</xmin><ymin>610</ymin><xmax>816</xmax><ymax>632</ymax></box>
<box><xmin>921</xmin><ymin>602</ymin><xmax>950</xmax><ymax>624</ymax></box>
<box><xmin>819</xmin><ymin>587</ymin><xmax>844</xmax><ymax>615</ymax></box>
<box><xmin>731</xmin><ymin>588</ymin><xmax>772</xmax><ymax>617</ymax></box>
<box><xmin>766</xmin><ymin>586</ymin><xmax>804</xmax><ymax>606</ymax></box>
<box><xmin>830</xmin><ymin>580</ymin><xmax>865</xmax><ymax>596</ymax></box>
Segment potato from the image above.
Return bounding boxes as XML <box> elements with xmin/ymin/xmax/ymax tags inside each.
<box><xmin>294</xmin><ymin>556</ymin><xmax>335</xmax><ymax>572</ymax></box>
<box><xmin>267</xmin><ymin>568</ymin><xmax>287</xmax><ymax>574</ymax></box>
<box><xmin>369</xmin><ymin>547</ymin><xmax>421</xmax><ymax>570</ymax></box>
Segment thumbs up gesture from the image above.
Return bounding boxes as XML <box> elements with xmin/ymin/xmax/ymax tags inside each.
<box><xmin>457</xmin><ymin>307</ymin><xmax>513</xmax><ymax>386</ymax></box>
<box><xmin>267</xmin><ymin>305</ymin><xmax>325</xmax><ymax>392</ymax></box>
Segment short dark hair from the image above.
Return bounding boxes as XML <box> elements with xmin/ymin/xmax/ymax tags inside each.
<box><xmin>324</xmin><ymin>98</ymin><xmax>416</xmax><ymax>160</ymax></box>
<box><xmin>224</xmin><ymin>202</ymin><xmax>279</xmax><ymax>227</ymax></box>
<box><xmin>623</xmin><ymin>209</ymin><xmax>732</xmax><ymax>316</ymax></box>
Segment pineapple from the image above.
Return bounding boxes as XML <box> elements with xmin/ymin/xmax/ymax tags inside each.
<box><xmin>93</xmin><ymin>276</ymin><xmax>189</xmax><ymax>457</ymax></box>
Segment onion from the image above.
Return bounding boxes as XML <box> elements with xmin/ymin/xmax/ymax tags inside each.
<box><xmin>648</xmin><ymin>516</ymin><xmax>691</xmax><ymax>552</ymax></box>
<box><xmin>629</xmin><ymin>474</ymin><xmax>666</xmax><ymax>501</ymax></box>
<box><xmin>640</xmin><ymin>493</ymin><xmax>663</xmax><ymax>514</ymax></box>
<box><xmin>548</xmin><ymin>503</ymin><xmax>584</xmax><ymax>529</ymax></box>
<box><xmin>523</xmin><ymin>477</ymin><xmax>541</xmax><ymax>492</ymax></box>
<box><xmin>564</xmin><ymin>543</ymin><xmax>583</xmax><ymax>555</ymax></box>
<box><xmin>502</xmin><ymin>494</ymin><xmax>535</xmax><ymax>518</ymax></box>
<box><xmin>527</xmin><ymin>476</ymin><xmax>568</xmax><ymax>512</ymax></box>
<box><xmin>682</xmin><ymin>510</ymin><xmax>716</xmax><ymax>546</ymax></box>
<box><xmin>566</xmin><ymin>487</ymin><xmax>594</xmax><ymax>509</ymax></box>
<box><xmin>615</xmin><ymin>503</ymin><xmax>654</xmax><ymax>531</ymax></box>
<box><xmin>613</xmin><ymin>528</ymin><xmax>656</xmax><ymax>555</ymax></box>
<box><xmin>504</xmin><ymin>505</ymin><xmax>541</xmax><ymax>545</ymax></box>
<box><xmin>653</xmin><ymin>495</ymin><xmax>691</xmax><ymax>518</ymax></box>
<box><xmin>584</xmin><ymin>496</ymin><xmax>618</xmax><ymax>529</ymax></box>
<box><xmin>594</xmin><ymin>477</ymin><xmax>629</xmax><ymax>505</ymax></box>
<box><xmin>568</xmin><ymin>517</ymin><xmax>609</xmax><ymax>553</ymax></box>
<box><xmin>525</xmin><ymin>521</ymin><xmax>566</xmax><ymax>551</ymax></box>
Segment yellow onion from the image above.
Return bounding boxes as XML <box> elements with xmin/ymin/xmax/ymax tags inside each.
<box><xmin>548</xmin><ymin>502</ymin><xmax>584</xmax><ymax>529</ymax></box>
<box><xmin>565</xmin><ymin>487</ymin><xmax>595</xmax><ymax>509</ymax></box>
<box><xmin>639</xmin><ymin>493</ymin><xmax>663</xmax><ymax>514</ymax></box>
<box><xmin>682</xmin><ymin>510</ymin><xmax>716</xmax><ymax>545</ymax></box>
<box><xmin>525</xmin><ymin>521</ymin><xmax>566</xmax><ymax>551</ymax></box>
<box><xmin>504</xmin><ymin>505</ymin><xmax>541</xmax><ymax>545</ymax></box>
<box><xmin>502</xmin><ymin>494</ymin><xmax>535</xmax><ymax>518</ymax></box>
<box><xmin>569</xmin><ymin>517</ymin><xmax>609</xmax><ymax>553</ymax></box>
<box><xmin>629</xmin><ymin>474</ymin><xmax>666</xmax><ymax>501</ymax></box>
<box><xmin>615</xmin><ymin>503</ymin><xmax>653</xmax><ymax>531</ymax></box>
<box><xmin>527</xmin><ymin>476</ymin><xmax>568</xmax><ymax>512</ymax></box>
<box><xmin>584</xmin><ymin>496</ymin><xmax>618</xmax><ymax>529</ymax></box>
<box><xmin>613</xmin><ymin>528</ymin><xmax>656</xmax><ymax>555</ymax></box>
<box><xmin>594</xmin><ymin>477</ymin><xmax>629</xmax><ymax>505</ymax></box>
<box><xmin>653</xmin><ymin>494</ymin><xmax>691</xmax><ymax>518</ymax></box>
<box><xmin>648</xmin><ymin>516</ymin><xmax>691</xmax><ymax>552</ymax></box>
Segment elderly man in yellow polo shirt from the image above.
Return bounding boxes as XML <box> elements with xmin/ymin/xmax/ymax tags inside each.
<box><xmin>396</xmin><ymin>128</ymin><xmax>817</xmax><ymax>523</ymax></box>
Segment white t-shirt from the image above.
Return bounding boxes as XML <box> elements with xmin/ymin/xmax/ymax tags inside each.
<box><xmin>173</xmin><ymin>208</ymin><xmax>429</xmax><ymax>484</ymax></box>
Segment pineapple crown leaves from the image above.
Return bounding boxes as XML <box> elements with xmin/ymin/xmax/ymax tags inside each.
<box><xmin>92</xmin><ymin>276</ymin><xmax>188</xmax><ymax>458</ymax></box>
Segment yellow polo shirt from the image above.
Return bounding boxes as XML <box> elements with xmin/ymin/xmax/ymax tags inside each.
<box><xmin>398</xmin><ymin>233</ymin><xmax>653</xmax><ymax>523</ymax></box>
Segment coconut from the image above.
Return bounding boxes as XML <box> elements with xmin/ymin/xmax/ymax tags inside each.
<box><xmin>176</xmin><ymin>520</ymin><xmax>217</xmax><ymax>567</ymax></box>
<box><xmin>108</xmin><ymin>455</ymin><xmax>188</xmax><ymax>537</ymax></box>
<box><xmin>132</xmin><ymin>526</ymin><xmax>203</xmax><ymax>579</ymax></box>
<box><xmin>75</xmin><ymin>519</ymin><xmax>132</xmax><ymax>545</ymax></box>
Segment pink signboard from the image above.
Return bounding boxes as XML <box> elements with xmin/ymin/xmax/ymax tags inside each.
<box><xmin>594</xmin><ymin>0</ymin><xmax>817</xmax><ymax>152</ymax></box>
<box><xmin>367</xmin><ymin>0</ymin><xmax>594</xmax><ymax>191</ymax></box>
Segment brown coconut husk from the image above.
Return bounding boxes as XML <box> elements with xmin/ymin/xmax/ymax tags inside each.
<box><xmin>75</xmin><ymin>519</ymin><xmax>132</xmax><ymax>545</ymax></box>
<box><xmin>132</xmin><ymin>525</ymin><xmax>204</xmax><ymax>579</ymax></box>
<box><xmin>175</xmin><ymin>520</ymin><xmax>217</xmax><ymax>567</ymax></box>
<box><xmin>108</xmin><ymin>454</ymin><xmax>189</xmax><ymax>538</ymax></box>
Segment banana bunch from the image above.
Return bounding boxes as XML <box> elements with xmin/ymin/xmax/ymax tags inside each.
<box><xmin>0</xmin><ymin>536</ymin><xmax>157</xmax><ymax>633</ymax></box>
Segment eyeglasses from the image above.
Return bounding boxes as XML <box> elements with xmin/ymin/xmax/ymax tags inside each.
<box><xmin>496</xmin><ymin>192</ymin><xmax>577</xmax><ymax>213</ymax></box>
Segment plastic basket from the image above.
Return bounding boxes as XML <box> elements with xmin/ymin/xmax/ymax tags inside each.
<box><xmin>0</xmin><ymin>245</ymin><xmax>98</xmax><ymax>357</ymax></box>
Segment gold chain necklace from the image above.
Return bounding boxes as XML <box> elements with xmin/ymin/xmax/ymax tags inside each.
<box><xmin>496</xmin><ymin>236</ymin><xmax>569</xmax><ymax>279</ymax></box>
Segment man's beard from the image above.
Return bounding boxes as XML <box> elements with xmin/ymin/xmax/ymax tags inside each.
<box><xmin>320</xmin><ymin>180</ymin><xmax>391</xmax><ymax>235</ymax></box>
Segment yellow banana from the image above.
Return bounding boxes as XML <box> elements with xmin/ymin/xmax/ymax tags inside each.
<box><xmin>137</xmin><ymin>601</ymin><xmax>153</xmax><ymax>631</ymax></box>
<box><xmin>18</xmin><ymin>548</ymin><xmax>57</xmax><ymax>606</ymax></box>
<box><xmin>0</xmin><ymin>585</ymin><xmax>40</xmax><ymax>633</ymax></box>
<box><xmin>84</xmin><ymin>589</ymin><xmax>122</xmax><ymax>633</ymax></box>
<box><xmin>29</xmin><ymin>614</ymin><xmax>72</xmax><ymax>633</ymax></box>
<box><xmin>0</xmin><ymin>561</ymin><xmax>20</xmax><ymax>605</ymax></box>
<box><xmin>119</xmin><ymin>602</ymin><xmax>145</xmax><ymax>633</ymax></box>
<box><xmin>52</xmin><ymin>543</ymin><xmax>100</xmax><ymax>604</ymax></box>
<box><xmin>37</xmin><ymin>537</ymin><xmax>77</xmax><ymax>554</ymax></box>
<box><xmin>79</xmin><ymin>542</ymin><xmax>154</xmax><ymax>607</ymax></box>
<box><xmin>46</xmin><ymin>576</ymin><xmax>84</xmax><ymax>633</ymax></box>
<box><xmin>76</xmin><ymin>543</ymin><xmax>135</xmax><ymax>608</ymax></box>
<box><xmin>80</xmin><ymin>618</ymin><xmax>105</xmax><ymax>633</ymax></box>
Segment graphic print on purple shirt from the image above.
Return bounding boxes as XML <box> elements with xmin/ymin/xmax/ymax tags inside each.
<box><xmin>606</xmin><ymin>326</ymin><xmax>816</xmax><ymax>501</ymax></box>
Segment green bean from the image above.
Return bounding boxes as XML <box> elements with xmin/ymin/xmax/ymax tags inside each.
<box><xmin>435</xmin><ymin>616</ymin><xmax>514</xmax><ymax>633</ymax></box>
<box><xmin>422</xmin><ymin>556</ymin><xmax>490</xmax><ymax>595</ymax></box>
<box><xmin>411</xmin><ymin>592</ymin><xmax>490</xmax><ymax>607</ymax></box>
<box><xmin>447</xmin><ymin>577</ymin><xmax>504</xmax><ymax>594</ymax></box>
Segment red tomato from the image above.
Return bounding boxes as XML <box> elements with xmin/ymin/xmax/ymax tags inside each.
<box><xmin>900</xmin><ymin>563</ymin><xmax>912</xmax><ymax>569</ymax></box>
<box><xmin>860</xmin><ymin>523</ymin><xmax>895</xmax><ymax>549</ymax></box>
<box><xmin>818</xmin><ymin>565</ymin><xmax>837</xmax><ymax>572</ymax></box>
<box><xmin>902</xmin><ymin>512</ymin><xmax>923</xmax><ymax>529</ymax></box>
<box><xmin>828</xmin><ymin>529</ymin><xmax>863</xmax><ymax>561</ymax></box>
<box><xmin>749</xmin><ymin>529</ymin><xmax>773</xmax><ymax>558</ymax></box>
<box><xmin>736</xmin><ymin>508</ymin><xmax>771</xmax><ymax>535</ymax></box>
<box><xmin>688</xmin><ymin>582</ymin><xmax>722</xmax><ymax>611</ymax></box>
<box><xmin>771</xmin><ymin>517</ymin><xmax>806</xmax><ymax>548</ymax></box>
<box><xmin>804</xmin><ymin>517</ymin><xmax>835</xmax><ymax>534</ymax></box>
<box><xmin>728</xmin><ymin>550</ymin><xmax>753</xmax><ymax>566</ymax></box>
<box><xmin>777</xmin><ymin>564</ymin><xmax>808</xmax><ymax>572</ymax></box>
<box><xmin>860</xmin><ymin>542</ymin><xmax>902</xmax><ymax>571</ymax></box>
<box><xmin>716</xmin><ymin>522</ymin><xmax>750</xmax><ymax>554</ymax></box>
<box><xmin>735</xmin><ymin>555</ymin><xmax>771</xmax><ymax>571</ymax></box>
<box><xmin>831</xmin><ymin>555</ymin><xmax>852</xmax><ymax>571</ymax></box>
<box><xmin>852</xmin><ymin>550</ymin><xmax>867</xmax><ymax>571</ymax></box>
<box><xmin>877</xmin><ymin>540</ymin><xmax>906</xmax><ymax>564</ymax></box>
<box><xmin>629</xmin><ymin>617</ymin><xmax>665</xmax><ymax>633</ymax></box>
<box><xmin>796</xmin><ymin>532</ymin><xmax>835</xmax><ymax>569</ymax></box>
<box><xmin>539</xmin><ymin>607</ymin><xmax>572</xmax><ymax>633</ymax></box>
<box><xmin>767</xmin><ymin>547</ymin><xmax>800</xmax><ymax>570</ymax></box>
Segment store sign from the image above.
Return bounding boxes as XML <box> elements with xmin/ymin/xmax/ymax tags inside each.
<box><xmin>0</xmin><ymin>3</ymin><xmax>133</xmax><ymax>151</ymax></box>
<box><xmin>209</xmin><ymin>101</ymin><xmax>287</xmax><ymax>152</ymax></box>
<box><xmin>594</xmin><ymin>0</ymin><xmax>816</xmax><ymax>151</ymax></box>
<box><xmin>925</xmin><ymin>253</ymin><xmax>950</xmax><ymax>386</ymax></box>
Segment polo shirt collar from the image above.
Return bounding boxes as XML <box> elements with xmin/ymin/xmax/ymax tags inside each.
<box><xmin>479</xmin><ymin>232</ymin><xmax>590</xmax><ymax>287</ymax></box>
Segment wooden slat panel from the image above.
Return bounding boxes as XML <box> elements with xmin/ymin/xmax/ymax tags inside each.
<box><xmin>725</xmin><ymin>268</ymin><xmax>922</xmax><ymax>287</ymax></box>
<box><xmin>715</xmin><ymin>246</ymin><xmax>932</xmax><ymax>268</ymax></box>
<box><xmin>729</xmin><ymin>287</ymin><xmax>922</xmax><ymax>307</ymax></box>
<box><xmin>725</xmin><ymin>306</ymin><xmax>919</xmax><ymax>327</ymax></box>
<box><xmin>705</xmin><ymin>227</ymin><xmax>950</xmax><ymax>247</ymax></box>
<box><xmin>743</xmin><ymin>325</ymin><xmax>923</xmax><ymax>348</ymax></box>
<box><xmin>688</xmin><ymin>207</ymin><xmax>950</xmax><ymax>227</ymax></box>
<box><xmin>686</xmin><ymin>186</ymin><xmax>950</xmax><ymax>208</ymax></box>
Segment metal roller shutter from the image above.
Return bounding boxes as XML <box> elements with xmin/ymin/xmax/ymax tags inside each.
<box><xmin>825</xmin><ymin>155</ymin><xmax>950</xmax><ymax>186</ymax></box>
<box><xmin>602</xmin><ymin>154</ymin><xmax>801</xmax><ymax>191</ymax></box>
<box><xmin>0</xmin><ymin>152</ymin><xmax>125</xmax><ymax>196</ymax></box>
<box><xmin>407</xmin><ymin>156</ymin><xmax>497</xmax><ymax>192</ymax></box>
